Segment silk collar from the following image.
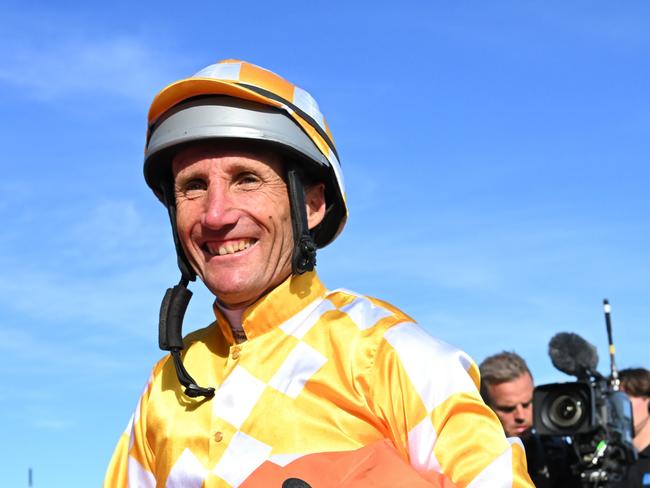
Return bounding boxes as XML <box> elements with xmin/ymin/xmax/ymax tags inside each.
<box><xmin>212</xmin><ymin>271</ymin><xmax>327</xmax><ymax>344</ymax></box>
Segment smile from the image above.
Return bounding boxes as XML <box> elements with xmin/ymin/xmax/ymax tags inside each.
<box><xmin>203</xmin><ymin>239</ymin><xmax>256</xmax><ymax>256</ymax></box>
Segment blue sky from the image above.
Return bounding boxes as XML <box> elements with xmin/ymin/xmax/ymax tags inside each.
<box><xmin>2</xmin><ymin>1</ymin><xmax>649</xmax><ymax>486</ymax></box>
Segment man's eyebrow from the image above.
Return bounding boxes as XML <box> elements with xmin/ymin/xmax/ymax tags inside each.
<box><xmin>174</xmin><ymin>163</ymin><xmax>208</xmax><ymax>181</ymax></box>
<box><xmin>493</xmin><ymin>399</ymin><xmax>533</xmax><ymax>411</ymax></box>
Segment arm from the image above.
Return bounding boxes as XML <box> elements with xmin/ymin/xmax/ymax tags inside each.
<box><xmin>104</xmin><ymin>369</ymin><xmax>159</xmax><ymax>487</ymax></box>
<box><xmin>370</xmin><ymin>322</ymin><xmax>533</xmax><ymax>488</ymax></box>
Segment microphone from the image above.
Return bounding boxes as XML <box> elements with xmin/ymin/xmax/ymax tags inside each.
<box><xmin>548</xmin><ymin>332</ymin><xmax>599</xmax><ymax>379</ymax></box>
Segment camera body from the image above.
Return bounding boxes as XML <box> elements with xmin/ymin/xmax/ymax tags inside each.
<box><xmin>533</xmin><ymin>378</ymin><xmax>636</xmax><ymax>485</ymax></box>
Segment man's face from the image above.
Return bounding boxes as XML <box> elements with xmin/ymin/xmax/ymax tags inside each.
<box><xmin>626</xmin><ymin>393</ymin><xmax>650</xmax><ymax>437</ymax></box>
<box><xmin>172</xmin><ymin>143</ymin><xmax>324</xmax><ymax>308</ymax></box>
<box><xmin>486</xmin><ymin>373</ymin><xmax>534</xmax><ymax>437</ymax></box>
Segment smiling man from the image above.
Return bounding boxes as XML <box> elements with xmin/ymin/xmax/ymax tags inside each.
<box><xmin>104</xmin><ymin>60</ymin><xmax>533</xmax><ymax>488</ymax></box>
<box><xmin>171</xmin><ymin>142</ymin><xmax>322</xmax><ymax>309</ymax></box>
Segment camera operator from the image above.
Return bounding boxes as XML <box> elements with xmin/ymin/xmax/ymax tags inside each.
<box><xmin>614</xmin><ymin>367</ymin><xmax>650</xmax><ymax>487</ymax></box>
<box><xmin>480</xmin><ymin>351</ymin><xmax>580</xmax><ymax>488</ymax></box>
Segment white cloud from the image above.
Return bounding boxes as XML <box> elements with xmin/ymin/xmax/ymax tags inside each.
<box><xmin>0</xmin><ymin>194</ymin><xmax>176</xmax><ymax>331</ymax></box>
<box><xmin>33</xmin><ymin>417</ymin><xmax>72</xmax><ymax>431</ymax></box>
<box><xmin>0</xmin><ymin>36</ymin><xmax>167</xmax><ymax>102</ymax></box>
<box><xmin>61</xmin><ymin>199</ymin><xmax>170</xmax><ymax>265</ymax></box>
<box><xmin>0</xmin><ymin>260</ymin><xmax>172</xmax><ymax>335</ymax></box>
<box><xmin>1</xmin><ymin>323</ymin><xmax>136</xmax><ymax>372</ymax></box>
<box><xmin>0</xmin><ymin>10</ymin><xmax>189</xmax><ymax>104</ymax></box>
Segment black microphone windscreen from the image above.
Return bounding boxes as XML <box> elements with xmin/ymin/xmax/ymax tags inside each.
<box><xmin>548</xmin><ymin>332</ymin><xmax>599</xmax><ymax>378</ymax></box>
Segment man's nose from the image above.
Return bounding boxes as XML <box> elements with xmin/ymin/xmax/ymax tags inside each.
<box><xmin>514</xmin><ymin>405</ymin><xmax>526</xmax><ymax>420</ymax></box>
<box><xmin>202</xmin><ymin>182</ymin><xmax>238</xmax><ymax>229</ymax></box>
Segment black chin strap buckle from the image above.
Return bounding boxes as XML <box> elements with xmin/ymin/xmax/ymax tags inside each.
<box><xmin>159</xmin><ymin>278</ymin><xmax>215</xmax><ymax>399</ymax></box>
<box><xmin>287</xmin><ymin>167</ymin><xmax>317</xmax><ymax>274</ymax></box>
<box><xmin>295</xmin><ymin>234</ymin><xmax>317</xmax><ymax>274</ymax></box>
<box><xmin>170</xmin><ymin>350</ymin><xmax>215</xmax><ymax>398</ymax></box>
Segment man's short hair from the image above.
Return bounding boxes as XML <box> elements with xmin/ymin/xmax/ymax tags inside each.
<box><xmin>618</xmin><ymin>368</ymin><xmax>650</xmax><ymax>397</ymax></box>
<box><xmin>479</xmin><ymin>351</ymin><xmax>533</xmax><ymax>404</ymax></box>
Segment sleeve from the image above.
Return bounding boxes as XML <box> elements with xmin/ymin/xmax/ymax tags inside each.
<box><xmin>103</xmin><ymin>366</ymin><xmax>161</xmax><ymax>488</ymax></box>
<box><xmin>369</xmin><ymin>322</ymin><xmax>534</xmax><ymax>488</ymax></box>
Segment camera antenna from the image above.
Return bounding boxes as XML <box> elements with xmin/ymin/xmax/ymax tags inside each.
<box><xmin>603</xmin><ymin>298</ymin><xmax>620</xmax><ymax>390</ymax></box>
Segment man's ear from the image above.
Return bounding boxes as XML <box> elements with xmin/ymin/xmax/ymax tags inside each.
<box><xmin>305</xmin><ymin>183</ymin><xmax>326</xmax><ymax>230</ymax></box>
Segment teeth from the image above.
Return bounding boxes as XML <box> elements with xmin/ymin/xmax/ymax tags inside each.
<box><xmin>208</xmin><ymin>240</ymin><xmax>253</xmax><ymax>256</ymax></box>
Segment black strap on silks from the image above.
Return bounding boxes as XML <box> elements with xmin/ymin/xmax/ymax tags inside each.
<box><xmin>157</xmin><ymin>183</ymin><xmax>215</xmax><ymax>399</ymax></box>
<box><xmin>287</xmin><ymin>167</ymin><xmax>317</xmax><ymax>274</ymax></box>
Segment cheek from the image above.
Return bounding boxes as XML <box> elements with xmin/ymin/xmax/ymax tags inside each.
<box><xmin>175</xmin><ymin>212</ymin><xmax>190</xmax><ymax>236</ymax></box>
<box><xmin>633</xmin><ymin>400</ymin><xmax>646</xmax><ymax>419</ymax></box>
<box><xmin>175</xmin><ymin>205</ymin><xmax>199</xmax><ymax>241</ymax></box>
<box><xmin>254</xmin><ymin>199</ymin><xmax>291</xmax><ymax>234</ymax></box>
<box><xmin>495</xmin><ymin>412</ymin><xmax>509</xmax><ymax>425</ymax></box>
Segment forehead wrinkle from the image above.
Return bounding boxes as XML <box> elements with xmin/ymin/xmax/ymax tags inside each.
<box><xmin>172</xmin><ymin>145</ymin><xmax>285</xmax><ymax>179</ymax></box>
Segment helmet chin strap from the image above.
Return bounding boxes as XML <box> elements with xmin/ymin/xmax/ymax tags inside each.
<box><xmin>158</xmin><ymin>182</ymin><xmax>215</xmax><ymax>399</ymax></box>
<box><xmin>155</xmin><ymin>165</ymin><xmax>317</xmax><ymax>399</ymax></box>
<box><xmin>287</xmin><ymin>166</ymin><xmax>317</xmax><ymax>274</ymax></box>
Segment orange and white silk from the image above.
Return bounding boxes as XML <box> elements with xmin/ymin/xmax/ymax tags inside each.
<box><xmin>104</xmin><ymin>272</ymin><xmax>533</xmax><ymax>487</ymax></box>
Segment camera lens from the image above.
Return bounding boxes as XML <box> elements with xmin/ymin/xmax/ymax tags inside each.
<box><xmin>548</xmin><ymin>394</ymin><xmax>584</xmax><ymax>428</ymax></box>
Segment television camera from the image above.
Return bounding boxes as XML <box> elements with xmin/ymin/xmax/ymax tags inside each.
<box><xmin>533</xmin><ymin>300</ymin><xmax>636</xmax><ymax>487</ymax></box>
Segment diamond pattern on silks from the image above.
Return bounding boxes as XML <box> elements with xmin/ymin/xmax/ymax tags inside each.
<box><xmin>466</xmin><ymin>444</ymin><xmax>514</xmax><ymax>488</ymax></box>
<box><xmin>268</xmin><ymin>341</ymin><xmax>328</xmax><ymax>398</ymax></box>
<box><xmin>126</xmin><ymin>414</ymin><xmax>135</xmax><ymax>451</ymax></box>
<box><xmin>384</xmin><ymin>322</ymin><xmax>476</xmax><ymax>412</ymax></box>
<box><xmin>408</xmin><ymin>416</ymin><xmax>441</xmax><ymax>473</ymax></box>
<box><xmin>280</xmin><ymin>298</ymin><xmax>335</xmax><ymax>339</ymax></box>
<box><xmin>212</xmin><ymin>365</ymin><xmax>266</xmax><ymax>428</ymax></box>
<box><xmin>339</xmin><ymin>296</ymin><xmax>393</xmax><ymax>330</ymax></box>
<box><xmin>105</xmin><ymin>272</ymin><xmax>534</xmax><ymax>488</ymax></box>
<box><xmin>166</xmin><ymin>449</ymin><xmax>208</xmax><ymax>488</ymax></box>
<box><xmin>128</xmin><ymin>456</ymin><xmax>156</xmax><ymax>488</ymax></box>
<box><xmin>212</xmin><ymin>431</ymin><xmax>272</xmax><ymax>487</ymax></box>
<box><xmin>129</xmin><ymin>374</ymin><xmax>153</xmax><ymax>451</ymax></box>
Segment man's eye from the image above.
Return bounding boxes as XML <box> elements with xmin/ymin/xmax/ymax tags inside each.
<box><xmin>496</xmin><ymin>406</ymin><xmax>516</xmax><ymax>413</ymax></box>
<box><xmin>237</xmin><ymin>172</ymin><xmax>262</xmax><ymax>187</ymax></box>
<box><xmin>178</xmin><ymin>179</ymin><xmax>207</xmax><ymax>195</ymax></box>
